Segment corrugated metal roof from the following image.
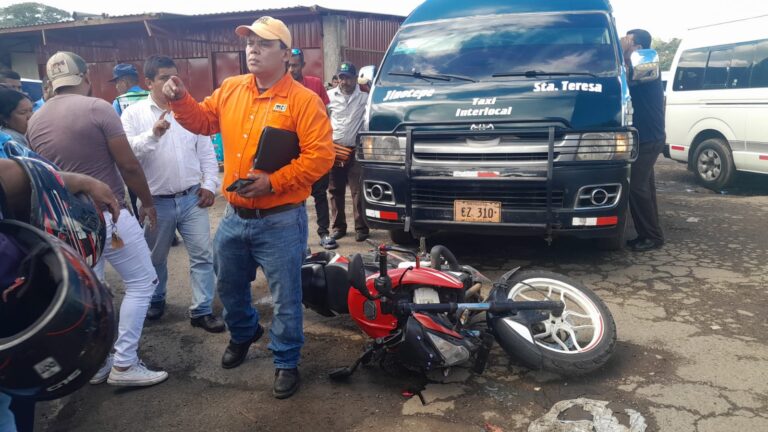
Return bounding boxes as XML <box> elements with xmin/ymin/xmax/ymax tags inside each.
<box><xmin>186</xmin><ymin>5</ymin><xmax>404</xmax><ymax>20</ymax></box>
<box><xmin>0</xmin><ymin>20</ymin><xmax>74</xmax><ymax>31</ymax></box>
<box><xmin>0</xmin><ymin>13</ymin><xmax>181</xmax><ymax>33</ymax></box>
<box><xmin>0</xmin><ymin>5</ymin><xmax>404</xmax><ymax>34</ymax></box>
<box><xmin>187</xmin><ymin>6</ymin><xmax>316</xmax><ymax>17</ymax></box>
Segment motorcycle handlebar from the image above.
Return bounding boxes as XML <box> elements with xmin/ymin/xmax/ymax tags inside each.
<box><xmin>378</xmin><ymin>244</ymin><xmax>388</xmax><ymax>275</ymax></box>
<box><xmin>385</xmin><ymin>245</ymin><xmax>419</xmax><ymax>258</ymax></box>
<box><xmin>402</xmin><ymin>300</ymin><xmax>565</xmax><ymax>316</ymax></box>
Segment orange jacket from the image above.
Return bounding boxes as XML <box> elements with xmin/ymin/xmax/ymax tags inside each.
<box><xmin>170</xmin><ymin>73</ymin><xmax>334</xmax><ymax>209</ymax></box>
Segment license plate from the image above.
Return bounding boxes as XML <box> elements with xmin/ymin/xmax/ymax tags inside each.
<box><xmin>453</xmin><ymin>200</ymin><xmax>501</xmax><ymax>223</ymax></box>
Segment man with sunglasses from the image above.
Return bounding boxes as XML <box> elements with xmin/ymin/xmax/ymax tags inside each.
<box><xmin>162</xmin><ymin>16</ymin><xmax>334</xmax><ymax>399</ymax></box>
<box><xmin>288</xmin><ymin>48</ymin><xmax>329</xmax><ymax>106</ymax></box>
<box><xmin>288</xmin><ymin>48</ymin><xmax>337</xmax><ymax>250</ymax></box>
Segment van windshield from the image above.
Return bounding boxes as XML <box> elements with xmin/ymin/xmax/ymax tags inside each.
<box><xmin>379</xmin><ymin>13</ymin><xmax>619</xmax><ymax>85</ymax></box>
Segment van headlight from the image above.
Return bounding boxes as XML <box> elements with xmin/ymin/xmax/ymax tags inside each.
<box><xmin>576</xmin><ymin>132</ymin><xmax>633</xmax><ymax>161</ymax></box>
<box><xmin>360</xmin><ymin>135</ymin><xmax>406</xmax><ymax>162</ymax></box>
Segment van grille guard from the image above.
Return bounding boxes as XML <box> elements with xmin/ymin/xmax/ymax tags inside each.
<box><xmin>357</xmin><ymin>122</ymin><xmax>638</xmax><ymax>242</ymax></box>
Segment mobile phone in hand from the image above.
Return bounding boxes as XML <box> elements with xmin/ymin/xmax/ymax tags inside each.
<box><xmin>225</xmin><ymin>178</ymin><xmax>254</xmax><ymax>192</ymax></box>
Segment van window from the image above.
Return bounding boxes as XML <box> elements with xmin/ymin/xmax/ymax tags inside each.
<box><xmin>703</xmin><ymin>49</ymin><xmax>729</xmax><ymax>89</ymax></box>
<box><xmin>674</xmin><ymin>39</ymin><xmax>768</xmax><ymax>91</ymax></box>
<box><xmin>751</xmin><ymin>40</ymin><xmax>768</xmax><ymax>87</ymax></box>
<box><xmin>673</xmin><ymin>49</ymin><xmax>707</xmax><ymax>91</ymax></box>
<box><xmin>379</xmin><ymin>13</ymin><xmax>618</xmax><ymax>85</ymax></box>
<box><xmin>728</xmin><ymin>43</ymin><xmax>754</xmax><ymax>88</ymax></box>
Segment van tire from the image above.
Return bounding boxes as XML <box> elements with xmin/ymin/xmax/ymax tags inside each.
<box><xmin>389</xmin><ymin>229</ymin><xmax>417</xmax><ymax>245</ymax></box>
<box><xmin>693</xmin><ymin>138</ymin><xmax>734</xmax><ymax>191</ymax></box>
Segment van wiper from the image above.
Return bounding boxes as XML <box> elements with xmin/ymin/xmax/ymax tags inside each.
<box><xmin>492</xmin><ymin>70</ymin><xmax>598</xmax><ymax>78</ymax></box>
<box><xmin>389</xmin><ymin>71</ymin><xmax>477</xmax><ymax>83</ymax></box>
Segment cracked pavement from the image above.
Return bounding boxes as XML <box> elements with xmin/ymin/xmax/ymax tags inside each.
<box><xmin>37</xmin><ymin>158</ymin><xmax>768</xmax><ymax>431</ymax></box>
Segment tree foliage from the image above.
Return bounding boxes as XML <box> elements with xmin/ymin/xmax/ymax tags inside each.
<box><xmin>0</xmin><ymin>2</ymin><xmax>71</xmax><ymax>28</ymax></box>
<box><xmin>653</xmin><ymin>37</ymin><xmax>681</xmax><ymax>71</ymax></box>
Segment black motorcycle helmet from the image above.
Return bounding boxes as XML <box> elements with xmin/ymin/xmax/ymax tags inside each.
<box><xmin>13</xmin><ymin>156</ymin><xmax>106</xmax><ymax>267</ymax></box>
<box><xmin>0</xmin><ymin>220</ymin><xmax>115</xmax><ymax>400</ymax></box>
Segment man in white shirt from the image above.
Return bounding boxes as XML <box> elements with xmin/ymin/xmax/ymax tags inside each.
<box><xmin>327</xmin><ymin>62</ymin><xmax>369</xmax><ymax>242</ymax></box>
<box><xmin>121</xmin><ymin>55</ymin><xmax>224</xmax><ymax>332</ymax></box>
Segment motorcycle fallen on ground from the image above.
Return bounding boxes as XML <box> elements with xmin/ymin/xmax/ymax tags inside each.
<box><xmin>301</xmin><ymin>244</ymin><xmax>616</xmax><ymax>380</ymax></box>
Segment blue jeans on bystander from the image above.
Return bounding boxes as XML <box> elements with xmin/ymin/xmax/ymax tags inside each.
<box><xmin>144</xmin><ymin>185</ymin><xmax>217</xmax><ymax>318</ymax></box>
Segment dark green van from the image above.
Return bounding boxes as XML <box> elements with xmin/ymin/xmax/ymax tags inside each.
<box><xmin>358</xmin><ymin>0</ymin><xmax>657</xmax><ymax>249</ymax></box>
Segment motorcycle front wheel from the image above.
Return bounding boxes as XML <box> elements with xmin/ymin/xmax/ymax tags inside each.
<box><xmin>488</xmin><ymin>270</ymin><xmax>616</xmax><ymax>375</ymax></box>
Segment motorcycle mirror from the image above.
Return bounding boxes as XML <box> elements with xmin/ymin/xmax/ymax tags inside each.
<box><xmin>349</xmin><ymin>254</ymin><xmax>368</xmax><ymax>296</ymax></box>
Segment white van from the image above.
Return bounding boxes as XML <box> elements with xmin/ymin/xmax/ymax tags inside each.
<box><xmin>661</xmin><ymin>70</ymin><xmax>671</xmax><ymax>91</ymax></box>
<box><xmin>665</xmin><ymin>15</ymin><xmax>768</xmax><ymax>190</ymax></box>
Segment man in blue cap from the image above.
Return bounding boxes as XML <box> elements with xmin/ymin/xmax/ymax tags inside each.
<box><xmin>110</xmin><ymin>63</ymin><xmax>153</xmax><ymax>228</ymax></box>
<box><xmin>110</xmin><ymin>63</ymin><xmax>149</xmax><ymax>116</ymax></box>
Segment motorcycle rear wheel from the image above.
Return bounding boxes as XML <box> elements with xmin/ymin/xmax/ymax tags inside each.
<box><xmin>490</xmin><ymin>270</ymin><xmax>616</xmax><ymax>375</ymax></box>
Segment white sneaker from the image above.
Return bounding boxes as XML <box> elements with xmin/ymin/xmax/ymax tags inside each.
<box><xmin>107</xmin><ymin>360</ymin><xmax>168</xmax><ymax>387</ymax></box>
<box><xmin>89</xmin><ymin>353</ymin><xmax>113</xmax><ymax>384</ymax></box>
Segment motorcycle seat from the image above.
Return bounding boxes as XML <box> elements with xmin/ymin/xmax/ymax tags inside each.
<box><xmin>325</xmin><ymin>263</ymin><xmax>350</xmax><ymax>314</ymax></box>
<box><xmin>301</xmin><ymin>262</ymin><xmax>335</xmax><ymax>317</ymax></box>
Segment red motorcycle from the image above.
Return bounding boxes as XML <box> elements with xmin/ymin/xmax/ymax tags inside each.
<box><xmin>301</xmin><ymin>244</ymin><xmax>616</xmax><ymax>379</ymax></box>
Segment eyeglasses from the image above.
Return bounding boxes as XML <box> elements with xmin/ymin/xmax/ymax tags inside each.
<box><xmin>246</xmin><ymin>38</ymin><xmax>280</xmax><ymax>50</ymax></box>
<box><xmin>291</xmin><ymin>48</ymin><xmax>303</xmax><ymax>56</ymax></box>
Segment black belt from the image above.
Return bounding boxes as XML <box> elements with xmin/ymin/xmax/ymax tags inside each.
<box><xmin>154</xmin><ymin>185</ymin><xmax>197</xmax><ymax>199</ymax></box>
<box><xmin>232</xmin><ymin>203</ymin><xmax>303</xmax><ymax>219</ymax></box>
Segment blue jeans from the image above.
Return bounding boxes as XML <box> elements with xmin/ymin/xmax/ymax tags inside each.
<box><xmin>0</xmin><ymin>393</ymin><xmax>14</xmax><ymax>432</ymax></box>
<box><xmin>145</xmin><ymin>185</ymin><xmax>216</xmax><ymax>318</ymax></box>
<box><xmin>213</xmin><ymin>204</ymin><xmax>307</xmax><ymax>369</ymax></box>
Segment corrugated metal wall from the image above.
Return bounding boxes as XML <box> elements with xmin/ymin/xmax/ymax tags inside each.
<box><xmin>8</xmin><ymin>11</ymin><xmax>401</xmax><ymax>102</ymax></box>
<box><xmin>31</xmin><ymin>17</ymin><xmax>326</xmax><ymax>101</ymax></box>
<box><xmin>344</xmin><ymin>16</ymin><xmax>401</xmax><ymax>69</ymax></box>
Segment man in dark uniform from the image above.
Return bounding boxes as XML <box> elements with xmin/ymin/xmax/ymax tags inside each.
<box><xmin>622</xmin><ymin>29</ymin><xmax>666</xmax><ymax>252</ymax></box>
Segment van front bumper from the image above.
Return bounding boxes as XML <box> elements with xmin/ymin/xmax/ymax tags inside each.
<box><xmin>362</xmin><ymin>163</ymin><xmax>629</xmax><ymax>239</ymax></box>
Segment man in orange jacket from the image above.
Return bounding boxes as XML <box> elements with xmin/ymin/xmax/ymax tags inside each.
<box><xmin>162</xmin><ymin>16</ymin><xmax>334</xmax><ymax>399</ymax></box>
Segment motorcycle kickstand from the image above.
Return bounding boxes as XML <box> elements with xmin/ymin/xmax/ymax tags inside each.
<box><xmin>402</xmin><ymin>384</ymin><xmax>427</xmax><ymax>406</ymax></box>
<box><xmin>328</xmin><ymin>344</ymin><xmax>378</xmax><ymax>381</ymax></box>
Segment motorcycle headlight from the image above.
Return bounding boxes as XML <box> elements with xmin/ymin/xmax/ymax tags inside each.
<box><xmin>360</xmin><ymin>135</ymin><xmax>406</xmax><ymax>163</ymax></box>
<box><xmin>427</xmin><ymin>333</ymin><xmax>470</xmax><ymax>366</ymax></box>
<box><xmin>576</xmin><ymin>132</ymin><xmax>633</xmax><ymax>161</ymax></box>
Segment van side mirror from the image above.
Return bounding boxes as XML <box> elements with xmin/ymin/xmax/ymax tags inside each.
<box><xmin>630</xmin><ymin>49</ymin><xmax>660</xmax><ymax>83</ymax></box>
<box><xmin>358</xmin><ymin>65</ymin><xmax>377</xmax><ymax>86</ymax></box>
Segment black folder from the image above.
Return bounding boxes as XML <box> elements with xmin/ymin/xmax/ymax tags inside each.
<box><xmin>252</xmin><ymin>126</ymin><xmax>300</xmax><ymax>173</ymax></box>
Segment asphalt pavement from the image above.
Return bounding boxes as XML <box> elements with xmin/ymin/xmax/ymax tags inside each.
<box><xmin>36</xmin><ymin>157</ymin><xmax>768</xmax><ymax>431</ymax></box>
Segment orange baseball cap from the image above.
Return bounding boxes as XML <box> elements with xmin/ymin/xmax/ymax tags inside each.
<box><xmin>235</xmin><ymin>16</ymin><xmax>291</xmax><ymax>48</ymax></box>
